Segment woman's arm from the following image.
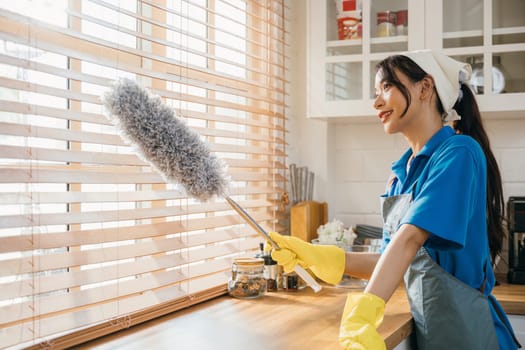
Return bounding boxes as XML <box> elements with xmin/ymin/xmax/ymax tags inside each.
<box><xmin>365</xmin><ymin>223</ymin><xmax>429</xmax><ymax>301</ymax></box>
<box><xmin>344</xmin><ymin>252</ymin><xmax>380</xmax><ymax>280</ymax></box>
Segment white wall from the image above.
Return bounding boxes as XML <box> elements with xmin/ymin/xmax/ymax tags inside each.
<box><xmin>287</xmin><ymin>0</ymin><xmax>330</xmax><ymax>205</ymax></box>
<box><xmin>288</xmin><ymin>0</ymin><xmax>525</xmax><ymax>273</ymax></box>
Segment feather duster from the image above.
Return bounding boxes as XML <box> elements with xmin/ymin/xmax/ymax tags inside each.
<box><xmin>102</xmin><ymin>78</ymin><xmax>228</xmax><ymax>201</ymax></box>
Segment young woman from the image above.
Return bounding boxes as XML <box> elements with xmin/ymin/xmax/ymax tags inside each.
<box><xmin>269</xmin><ymin>50</ymin><xmax>520</xmax><ymax>349</ymax></box>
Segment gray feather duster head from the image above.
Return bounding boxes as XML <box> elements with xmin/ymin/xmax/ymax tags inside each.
<box><xmin>102</xmin><ymin>78</ymin><xmax>229</xmax><ymax>201</ymax></box>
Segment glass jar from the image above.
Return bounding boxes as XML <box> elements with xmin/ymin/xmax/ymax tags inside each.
<box><xmin>228</xmin><ymin>258</ymin><xmax>267</xmax><ymax>299</ymax></box>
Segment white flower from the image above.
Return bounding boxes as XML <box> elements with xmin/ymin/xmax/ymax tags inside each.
<box><xmin>317</xmin><ymin>219</ymin><xmax>356</xmax><ymax>246</ymax></box>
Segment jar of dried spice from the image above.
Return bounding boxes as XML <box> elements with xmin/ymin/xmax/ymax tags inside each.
<box><xmin>228</xmin><ymin>258</ymin><xmax>267</xmax><ymax>299</ymax></box>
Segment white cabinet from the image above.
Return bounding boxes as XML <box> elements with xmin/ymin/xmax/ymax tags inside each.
<box><xmin>307</xmin><ymin>0</ymin><xmax>525</xmax><ymax>120</ymax></box>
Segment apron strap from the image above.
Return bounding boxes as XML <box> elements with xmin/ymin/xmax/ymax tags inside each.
<box><xmin>477</xmin><ymin>260</ymin><xmax>521</xmax><ymax>348</ymax></box>
<box><xmin>479</xmin><ymin>260</ymin><xmax>487</xmax><ymax>294</ymax></box>
<box><xmin>488</xmin><ymin>296</ymin><xmax>522</xmax><ymax>348</ymax></box>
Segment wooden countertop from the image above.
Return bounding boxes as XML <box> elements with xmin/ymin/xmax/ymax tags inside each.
<box><xmin>80</xmin><ymin>282</ymin><xmax>525</xmax><ymax>350</ymax></box>
<box><xmin>492</xmin><ymin>282</ymin><xmax>525</xmax><ymax>315</ymax></box>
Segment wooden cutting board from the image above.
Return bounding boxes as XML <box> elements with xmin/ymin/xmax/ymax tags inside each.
<box><xmin>290</xmin><ymin>200</ymin><xmax>328</xmax><ymax>242</ymax></box>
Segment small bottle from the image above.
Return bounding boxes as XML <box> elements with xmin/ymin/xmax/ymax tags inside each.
<box><xmin>263</xmin><ymin>254</ymin><xmax>280</xmax><ymax>292</ymax></box>
<box><xmin>228</xmin><ymin>258</ymin><xmax>267</xmax><ymax>299</ymax></box>
<box><xmin>256</xmin><ymin>242</ymin><xmax>281</xmax><ymax>292</ymax></box>
<box><xmin>282</xmin><ymin>271</ymin><xmax>307</xmax><ymax>291</ymax></box>
<box><xmin>255</xmin><ymin>242</ymin><xmax>265</xmax><ymax>258</ymax></box>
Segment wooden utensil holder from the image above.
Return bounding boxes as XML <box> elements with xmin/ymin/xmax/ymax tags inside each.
<box><xmin>290</xmin><ymin>201</ymin><xmax>328</xmax><ymax>243</ymax></box>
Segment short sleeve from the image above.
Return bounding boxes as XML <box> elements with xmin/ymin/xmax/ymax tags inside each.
<box><xmin>401</xmin><ymin>142</ymin><xmax>485</xmax><ymax>250</ymax></box>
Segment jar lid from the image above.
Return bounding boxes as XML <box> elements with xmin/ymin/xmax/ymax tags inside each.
<box><xmin>396</xmin><ymin>10</ymin><xmax>408</xmax><ymax>25</ymax></box>
<box><xmin>233</xmin><ymin>257</ymin><xmax>264</xmax><ymax>266</ymax></box>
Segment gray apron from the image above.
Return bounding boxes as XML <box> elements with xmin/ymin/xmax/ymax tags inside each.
<box><xmin>381</xmin><ymin>193</ymin><xmax>499</xmax><ymax>350</ymax></box>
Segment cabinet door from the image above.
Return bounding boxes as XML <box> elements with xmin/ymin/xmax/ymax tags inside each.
<box><xmin>425</xmin><ymin>0</ymin><xmax>525</xmax><ymax>118</ymax></box>
<box><xmin>307</xmin><ymin>0</ymin><xmax>424</xmax><ymax>119</ymax></box>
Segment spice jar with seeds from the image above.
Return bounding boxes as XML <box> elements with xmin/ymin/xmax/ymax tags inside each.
<box><xmin>228</xmin><ymin>257</ymin><xmax>267</xmax><ymax>299</ymax></box>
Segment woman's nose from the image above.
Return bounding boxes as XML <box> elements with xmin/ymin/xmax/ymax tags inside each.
<box><xmin>374</xmin><ymin>95</ymin><xmax>384</xmax><ymax>110</ymax></box>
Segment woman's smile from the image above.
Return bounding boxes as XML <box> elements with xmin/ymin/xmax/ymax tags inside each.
<box><xmin>378</xmin><ymin>110</ymin><xmax>393</xmax><ymax>123</ymax></box>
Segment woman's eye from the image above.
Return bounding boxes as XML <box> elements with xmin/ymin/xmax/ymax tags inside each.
<box><xmin>383</xmin><ymin>82</ymin><xmax>392</xmax><ymax>90</ymax></box>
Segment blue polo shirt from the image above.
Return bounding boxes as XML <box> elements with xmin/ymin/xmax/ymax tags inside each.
<box><xmin>381</xmin><ymin>126</ymin><xmax>518</xmax><ymax>349</ymax></box>
<box><xmin>382</xmin><ymin>125</ymin><xmax>491</xmax><ymax>289</ymax></box>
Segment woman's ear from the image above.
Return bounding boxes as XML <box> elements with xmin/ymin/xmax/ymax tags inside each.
<box><xmin>420</xmin><ymin>76</ymin><xmax>435</xmax><ymax>100</ymax></box>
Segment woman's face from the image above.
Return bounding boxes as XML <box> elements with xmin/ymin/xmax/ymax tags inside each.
<box><xmin>374</xmin><ymin>68</ymin><xmax>420</xmax><ymax>134</ymax></box>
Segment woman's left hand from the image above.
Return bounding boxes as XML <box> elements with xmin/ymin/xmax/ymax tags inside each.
<box><xmin>339</xmin><ymin>292</ymin><xmax>386</xmax><ymax>350</ymax></box>
<box><xmin>267</xmin><ymin>232</ymin><xmax>346</xmax><ymax>285</ymax></box>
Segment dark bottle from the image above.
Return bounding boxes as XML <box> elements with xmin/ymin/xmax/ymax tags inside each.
<box><xmin>255</xmin><ymin>242</ymin><xmax>280</xmax><ymax>291</ymax></box>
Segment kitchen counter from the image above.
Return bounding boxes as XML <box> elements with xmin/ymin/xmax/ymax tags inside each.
<box><xmin>80</xmin><ymin>282</ymin><xmax>525</xmax><ymax>350</ymax></box>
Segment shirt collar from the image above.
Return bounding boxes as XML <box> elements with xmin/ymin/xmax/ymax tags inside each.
<box><xmin>418</xmin><ymin>125</ymin><xmax>455</xmax><ymax>158</ymax></box>
<box><xmin>391</xmin><ymin>126</ymin><xmax>455</xmax><ymax>181</ymax></box>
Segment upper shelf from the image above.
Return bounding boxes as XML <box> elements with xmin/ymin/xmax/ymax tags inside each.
<box><xmin>443</xmin><ymin>26</ymin><xmax>525</xmax><ymax>39</ymax></box>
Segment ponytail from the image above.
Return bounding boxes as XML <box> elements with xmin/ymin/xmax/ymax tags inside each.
<box><xmin>453</xmin><ymin>84</ymin><xmax>505</xmax><ymax>261</ymax></box>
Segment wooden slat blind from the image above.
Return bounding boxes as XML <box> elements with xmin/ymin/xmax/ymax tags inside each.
<box><xmin>0</xmin><ymin>0</ymin><xmax>288</xmax><ymax>348</ymax></box>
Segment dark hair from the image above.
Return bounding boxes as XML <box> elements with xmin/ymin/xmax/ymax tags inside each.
<box><xmin>453</xmin><ymin>84</ymin><xmax>505</xmax><ymax>261</ymax></box>
<box><xmin>377</xmin><ymin>55</ymin><xmax>505</xmax><ymax>261</ymax></box>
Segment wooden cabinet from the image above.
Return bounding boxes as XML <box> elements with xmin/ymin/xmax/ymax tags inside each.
<box><xmin>307</xmin><ymin>0</ymin><xmax>525</xmax><ymax>120</ymax></box>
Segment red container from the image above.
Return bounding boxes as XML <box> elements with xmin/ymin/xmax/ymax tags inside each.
<box><xmin>396</xmin><ymin>9</ymin><xmax>408</xmax><ymax>35</ymax></box>
<box><xmin>338</xmin><ymin>15</ymin><xmax>362</xmax><ymax>40</ymax></box>
<box><xmin>396</xmin><ymin>9</ymin><xmax>408</xmax><ymax>26</ymax></box>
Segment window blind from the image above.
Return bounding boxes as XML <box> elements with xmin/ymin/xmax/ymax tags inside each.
<box><xmin>0</xmin><ymin>0</ymin><xmax>288</xmax><ymax>348</ymax></box>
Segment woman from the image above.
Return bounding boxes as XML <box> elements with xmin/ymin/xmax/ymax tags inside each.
<box><xmin>269</xmin><ymin>50</ymin><xmax>520</xmax><ymax>349</ymax></box>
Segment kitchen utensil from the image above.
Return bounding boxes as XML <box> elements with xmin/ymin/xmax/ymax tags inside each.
<box><xmin>289</xmin><ymin>163</ymin><xmax>297</xmax><ymax>203</ymax></box>
<box><xmin>297</xmin><ymin>167</ymin><xmax>304</xmax><ymax>202</ymax></box>
<box><xmin>303</xmin><ymin>167</ymin><xmax>308</xmax><ymax>201</ymax></box>
<box><xmin>308</xmin><ymin>171</ymin><xmax>314</xmax><ymax>200</ymax></box>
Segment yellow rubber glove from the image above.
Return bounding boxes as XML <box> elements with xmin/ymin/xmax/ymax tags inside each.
<box><xmin>267</xmin><ymin>232</ymin><xmax>345</xmax><ymax>285</ymax></box>
<box><xmin>339</xmin><ymin>292</ymin><xmax>386</xmax><ymax>350</ymax></box>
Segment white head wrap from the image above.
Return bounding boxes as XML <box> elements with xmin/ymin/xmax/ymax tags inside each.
<box><xmin>401</xmin><ymin>50</ymin><xmax>472</xmax><ymax>122</ymax></box>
